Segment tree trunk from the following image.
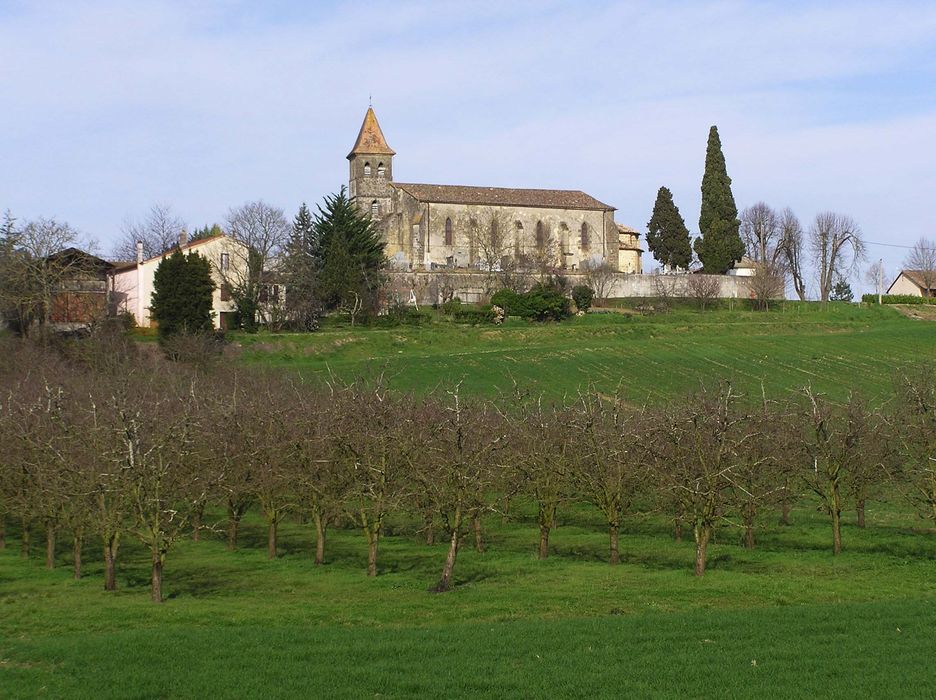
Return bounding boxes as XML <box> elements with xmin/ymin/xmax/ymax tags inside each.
<box><xmin>831</xmin><ymin>506</ymin><xmax>842</xmax><ymax>555</ymax></box>
<box><xmin>192</xmin><ymin>503</ymin><xmax>204</xmax><ymax>541</ymax></box>
<box><xmin>150</xmin><ymin>554</ymin><xmax>163</xmax><ymax>603</ymax></box>
<box><xmin>694</xmin><ymin>524</ymin><xmax>712</xmax><ymax>577</ymax></box>
<box><xmin>856</xmin><ymin>499</ymin><xmax>866</xmax><ymax>528</ymax></box>
<box><xmin>366</xmin><ymin>530</ymin><xmax>379</xmax><ymax>577</ymax></box>
<box><xmin>609</xmin><ymin>523</ymin><xmax>619</xmax><ymax>566</ymax></box>
<box><xmin>434</xmin><ymin>511</ymin><xmax>462</xmax><ymax>592</ymax></box>
<box><xmin>313</xmin><ymin>511</ymin><xmax>326</xmax><ymax>566</ymax></box>
<box><xmin>743</xmin><ymin>502</ymin><xmax>756</xmax><ymax>550</ymax></box>
<box><xmin>538</xmin><ymin>525</ymin><xmax>550</xmax><ymax>560</ymax></box>
<box><xmin>227</xmin><ymin>512</ymin><xmax>241</xmax><ymax>551</ymax></box>
<box><xmin>104</xmin><ymin>533</ymin><xmax>119</xmax><ymax>591</ymax></box>
<box><xmin>424</xmin><ymin>510</ymin><xmax>435</xmax><ymax>545</ymax></box>
<box><xmin>472</xmin><ymin>513</ymin><xmax>484</xmax><ymax>554</ymax></box>
<box><xmin>20</xmin><ymin>519</ymin><xmax>30</xmax><ymax>558</ymax></box>
<box><xmin>267</xmin><ymin>519</ymin><xmax>278</xmax><ymax>559</ymax></box>
<box><xmin>45</xmin><ymin>524</ymin><xmax>56</xmax><ymax>569</ymax></box>
<box><xmin>501</xmin><ymin>496</ymin><xmax>512</xmax><ymax>525</ymax></box>
<box><xmin>674</xmin><ymin>512</ymin><xmax>683</xmax><ymax>542</ymax></box>
<box><xmin>73</xmin><ymin>533</ymin><xmax>83</xmax><ymax>580</ymax></box>
<box><xmin>780</xmin><ymin>499</ymin><xmax>791</xmax><ymax>526</ymax></box>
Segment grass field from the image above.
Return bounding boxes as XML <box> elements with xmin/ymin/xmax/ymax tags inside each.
<box><xmin>2</xmin><ymin>499</ymin><xmax>936</xmax><ymax>698</ymax></box>
<box><xmin>4</xmin><ymin>303</ymin><xmax>935</xmax><ymax>698</ymax></box>
<box><xmin>234</xmin><ymin>303</ymin><xmax>936</xmax><ymax>401</ymax></box>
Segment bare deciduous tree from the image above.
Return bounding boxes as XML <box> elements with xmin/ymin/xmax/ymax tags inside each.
<box><xmin>903</xmin><ymin>237</ymin><xmax>936</xmax><ymax>297</ymax></box>
<box><xmin>777</xmin><ymin>208</ymin><xmax>807</xmax><ymax>301</ymax></box>
<box><xmin>740</xmin><ymin>202</ymin><xmax>783</xmax><ymax>267</ymax></box>
<box><xmin>686</xmin><ymin>274</ymin><xmax>720</xmax><ymax>311</ymax></box>
<box><xmin>809</xmin><ymin>212</ymin><xmax>865</xmax><ymax>303</ymax></box>
<box><xmin>113</xmin><ymin>203</ymin><xmax>186</xmax><ymax>261</ymax></box>
<box><xmin>580</xmin><ymin>259</ymin><xmax>616</xmax><ymax>304</ymax></box>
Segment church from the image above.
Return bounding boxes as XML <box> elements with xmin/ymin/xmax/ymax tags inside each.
<box><xmin>346</xmin><ymin>108</ymin><xmax>643</xmax><ymax>275</ymax></box>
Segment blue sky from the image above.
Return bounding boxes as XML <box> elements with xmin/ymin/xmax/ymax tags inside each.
<box><xmin>2</xmin><ymin>0</ymin><xmax>934</xmax><ymax>291</ymax></box>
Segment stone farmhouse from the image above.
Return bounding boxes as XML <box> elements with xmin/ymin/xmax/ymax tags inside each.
<box><xmin>108</xmin><ymin>233</ymin><xmax>257</xmax><ymax>330</ymax></box>
<box><xmin>346</xmin><ymin>107</ymin><xmax>643</xmax><ymax>276</ymax></box>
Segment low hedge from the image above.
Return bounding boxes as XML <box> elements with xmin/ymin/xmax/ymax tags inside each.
<box><xmin>861</xmin><ymin>294</ymin><xmax>936</xmax><ymax>305</ymax></box>
<box><xmin>490</xmin><ymin>285</ymin><xmax>571</xmax><ymax>321</ymax></box>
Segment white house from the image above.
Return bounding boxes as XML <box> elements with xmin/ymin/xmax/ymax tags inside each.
<box><xmin>109</xmin><ymin>234</ymin><xmax>249</xmax><ymax>330</ymax></box>
<box><xmin>726</xmin><ymin>256</ymin><xmax>759</xmax><ymax>277</ymax></box>
<box><xmin>886</xmin><ymin>270</ymin><xmax>935</xmax><ymax>297</ymax></box>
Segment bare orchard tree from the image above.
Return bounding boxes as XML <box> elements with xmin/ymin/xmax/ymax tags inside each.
<box><xmin>686</xmin><ymin>274</ymin><xmax>720</xmax><ymax>311</ymax></box>
<box><xmin>864</xmin><ymin>260</ymin><xmax>887</xmax><ymax>303</ymax></box>
<box><xmin>224</xmin><ymin>201</ymin><xmax>290</xmax><ymax>329</ymax></box>
<box><xmin>580</xmin><ymin>259</ymin><xmax>616</xmax><ymax>304</ymax></box>
<box><xmin>809</xmin><ymin>212</ymin><xmax>865</xmax><ymax>302</ymax></box>
<box><xmin>748</xmin><ymin>262</ymin><xmax>786</xmax><ymax>311</ymax></box>
<box><xmin>903</xmin><ymin>237</ymin><xmax>936</xmax><ymax>297</ymax></box>
<box><xmin>777</xmin><ymin>208</ymin><xmax>807</xmax><ymax>301</ymax></box>
<box><xmin>113</xmin><ymin>203</ymin><xmax>186</xmax><ymax>261</ymax></box>
<box><xmin>890</xmin><ymin>365</ymin><xmax>936</xmax><ymax>525</ymax></box>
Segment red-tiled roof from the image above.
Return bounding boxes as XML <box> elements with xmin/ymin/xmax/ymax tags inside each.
<box><xmin>392</xmin><ymin>183</ymin><xmax>614</xmax><ymax>211</ymax></box>
<box><xmin>347</xmin><ymin>107</ymin><xmax>395</xmax><ymax>158</ymax></box>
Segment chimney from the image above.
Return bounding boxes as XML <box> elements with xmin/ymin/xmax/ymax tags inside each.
<box><xmin>179</xmin><ymin>229</ymin><xmax>188</xmax><ymax>248</ymax></box>
<box><xmin>136</xmin><ymin>241</ymin><xmax>144</xmax><ymax>263</ymax></box>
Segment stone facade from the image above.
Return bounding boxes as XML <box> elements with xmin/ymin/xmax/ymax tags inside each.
<box><xmin>346</xmin><ymin>107</ymin><xmax>642</xmax><ymax>275</ymax></box>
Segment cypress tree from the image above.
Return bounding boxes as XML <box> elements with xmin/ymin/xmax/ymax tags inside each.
<box><xmin>150</xmin><ymin>249</ymin><xmax>215</xmax><ymax>343</ymax></box>
<box><xmin>646</xmin><ymin>186</ymin><xmax>692</xmax><ymax>270</ymax></box>
<box><xmin>308</xmin><ymin>187</ymin><xmax>387</xmax><ymax>314</ymax></box>
<box><xmin>695</xmin><ymin>126</ymin><xmax>743</xmax><ymax>273</ymax></box>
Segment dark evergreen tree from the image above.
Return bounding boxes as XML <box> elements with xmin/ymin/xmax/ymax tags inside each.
<box><xmin>280</xmin><ymin>203</ymin><xmax>319</xmax><ymax>330</ymax></box>
<box><xmin>695</xmin><ymin>126</ymin><xmax>743</xmax><ymax>273</ymax></box>
<box><xmin>150</xmin><ymin>249</ymin><xmax>215</xmax><ymax>343</ymax></box>
<box><xmin>308</xmin><ymin>187</ymin><xmax>387</xmax><ymax>316</ymax></box>
<box><xmin>646</xmin><ymin>187</ymin><xmax>692</xmax><ymax>270</ymax></box>
<box><xmin>190</xmin><ymin>224</ymin><xmax>223</xmax><ymax>241</ymax></box>
<box><xmin>830</xmin><ymin>278</ymin><xmax>854</xmax><ymax>302</ymax></box>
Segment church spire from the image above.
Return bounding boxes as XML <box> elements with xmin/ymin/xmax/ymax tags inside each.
<box><xmin>347</xmin><ymin>106</ymin><xmax>395</xmax><ymax>159</ymax></box>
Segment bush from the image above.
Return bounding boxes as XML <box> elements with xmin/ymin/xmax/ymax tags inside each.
<box><xmin>571</xmin><ymin>285</ymin><xmax>594</xmax><ymax>313</ymax></box>
<box><xmin>440</xmin><ymin>298</ymin><xmax>463</xmax><ymax>315</ymax></box>
<box><xmin>452</xmin><ymin>305</ymin><xmax>496</xmax><ymax>325</ymax></box>
<box><xmin>862</xmin><ymin>294</ymin><xmax>936</xmax><ymax>305</ymax></box>
<box><xmin>374</xmin><ymin>305</ymin><xmax>433</xmax><ymax>328</ymax></box>
<box><xmin>491</xmin><ymin>284</ymin><xmax>571</xmax><ymax>322</ymax></box>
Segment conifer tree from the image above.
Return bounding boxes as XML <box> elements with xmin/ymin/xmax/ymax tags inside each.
<box><xmin>308</xmin><ymin>187</ymin><xmax>387</xmax><ymax>315</ymax></box>
<box><xmin>150</xmin><ymin>249</ymin><xmax>215</xmax><ymax>343</ymax></box>
<box><xmin>695</xmin><ymin>126</ymin><xmax>743</xmax><ymax>273</ymax></box>
<box><xmin>646</xmin><ymin>187</ymin><xmax>692</xmax><ymax>270</ymax></box>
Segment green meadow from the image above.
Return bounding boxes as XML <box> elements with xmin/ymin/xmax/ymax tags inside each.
<box><xmin>234</xmin><ymin>303</ymin><xmax>934</xmax><ymax>402</ymax></box>
<box><xmin>3</xmin><ymin>302</ymin><xmax>936</xmax><ymax>698</ymax></box>
<box><xmin>3</xmin><ymin>498</ymin><xmax>936</xmax><ymax>698</ymax></box>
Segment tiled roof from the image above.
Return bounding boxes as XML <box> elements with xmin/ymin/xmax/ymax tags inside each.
<box><xmin>392</xmin><ymin>183</ymin><xmax>614</xmax><ymax>210</ymax></box>
<box><xmin>890</xmin><ymin>269</ymin><xmax>936</xmax><ymax>292</ymax></box>
<box><xmin>347</xmin><ymin>107</ymin><xmax>395</xmax><ymax>158</ymax></box>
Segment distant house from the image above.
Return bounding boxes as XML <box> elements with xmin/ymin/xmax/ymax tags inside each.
<box><xmin>886</xmin><ymin>270</ymin><xmax>935</xmax><ymax>297</ymax></box>
<box><xmin>727</xmin><ymin>256</ymin><xmax>759</xmax><ymax>277</ymax></box>
<box><xmin>47</xmin><ymin>248</ymin><xmax>115</xmax><ymax>328</ymax></box>
<box><xmin>108</xmin><ymin>233</ymin><xmax>249</xmax><ymax>330</ymax></box>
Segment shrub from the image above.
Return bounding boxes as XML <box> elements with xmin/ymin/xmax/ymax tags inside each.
<box><xmin>571</xmin><ymin>285</ymin><xmax>594</xmax><ymax>312</ymax></box>
<box><xmin>452</xmin><ymin>305</ymin><xmax>496</xmax><ymax>325</ymax></box>
<box><xmin>441</xmin><ymin>298</ymin><xmax>463</xmax><ymax>315</ymax></box>
<box><xmin>374</xmin><ymin>306</ymin><xmax>433</xmax><ymax>328</ymax></box>
<box><xmin>491</xmin><ymin>284</ymin><xmax>571</xmax><ymax>322</ymax></box>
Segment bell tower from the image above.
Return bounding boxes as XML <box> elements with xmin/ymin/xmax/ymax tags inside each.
<box><xmin>347</xmin><ymin>106</ymin><xmax>395</xmax><ymax>220</ymax></box>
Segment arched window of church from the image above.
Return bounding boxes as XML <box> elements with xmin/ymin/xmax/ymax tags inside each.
<box><xmin>535</xmin><ymin>221</ymin><xmax>546</xmax><ymax>249</ymax></box>
<box><xmin>364</xmin><ymin>162</ymin><xmax>371</xmax><ymax>176</ymax></box>
<box><xmin>444</xmin><ymin>217</ymin><xmax>453</xmax><ymax>246</ymax></box>
<box><xmin>580</xmin><ymin>222</ymin><xmax>590</xmax><ymax>250</ymax></box>
<box><xmin>377</xmin><ymin>163</ymin><xmax>385</xmax><ymax>177</ymax></box>
<box><xmin>371</xmin><ymin>200</ymin><xmax>379</xmax><ymax>216</ymax></box>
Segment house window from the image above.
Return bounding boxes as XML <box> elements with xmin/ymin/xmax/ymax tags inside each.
<box><xmin>377</xmin><ymin>163</ymin><xmax>385</xmax><ymax>177</ymax></box>
<box><xmin>371</xmin><ymin>200</ymin><xmax>379</xmax><ymax>216</ymax></box>
<box><xmin>364</xmin><ymin>162</ymin><xmax>371</xmax><ymax>176</ymax></box>
<box><xmin>220</xmin><ymin>252</ymin><xmax>230</xmax><ymax>271</ymax></box>
<box><xmin>444</xmin><ymin>217</ymin><xmax>453</xmax><ymax>246</ymax></box>
<box><xmin>535</xmin><ymin>221</ymin><xmax>546</xmax><ymax>249</ymax></box>
<box><xmin>580</xmin><ymin>222</ymin><xmax>590</xmax><ymax>250</ymax></box>
<box><xmin>220</xmin><ymin>283</ymin><xmax>231</xmax><ymax>302</ymax></box>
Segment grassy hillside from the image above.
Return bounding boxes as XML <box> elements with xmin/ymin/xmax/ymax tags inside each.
<box><xmin>2</xmin><ymin>501</ymin><xmax>936</xmax><ymax>698</ymax></box>
<box><xmin>235</xmin><ymin>303</ymin><xmax>935</xmax><ymax>401</ymax></box>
